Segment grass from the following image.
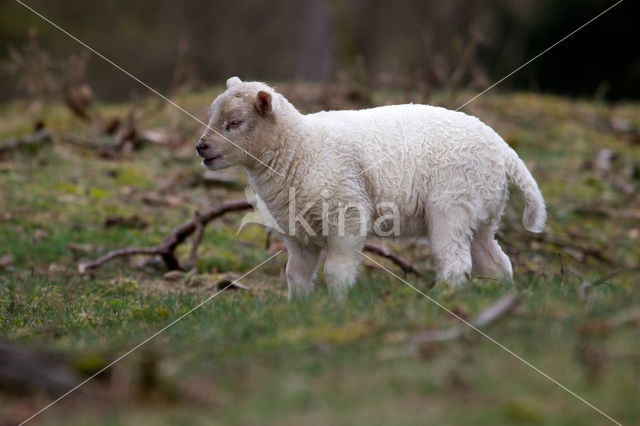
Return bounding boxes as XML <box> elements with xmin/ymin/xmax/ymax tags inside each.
<box><xmin>1</xmin><ymin>87</ymin><xmax>639</xmax><ymax>425</ymax></box>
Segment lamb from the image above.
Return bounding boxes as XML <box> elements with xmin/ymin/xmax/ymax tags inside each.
<box><xmin>196</xmin><ymin>77</ymin><xmax>546</xmax><ymax>299</ymax></box>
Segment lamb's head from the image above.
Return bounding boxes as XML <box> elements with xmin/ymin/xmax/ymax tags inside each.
<box><xmin>196</xmin><ymin>76</ymin><xmax>280</xmax><ymax>170</ymax></box>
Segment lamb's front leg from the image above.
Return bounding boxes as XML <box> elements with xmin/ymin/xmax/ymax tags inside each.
<box><xmin>285</xmin><ymin>237</ymin><xmax>320</xmax><ymax>300</ymax></box>
<box><xmin>323</xmin><ymin>236</ymin><xmax>365</xmax><ymax>300</ymax></box>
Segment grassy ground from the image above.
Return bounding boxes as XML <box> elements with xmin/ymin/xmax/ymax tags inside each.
<box><xmin>1</xmin><ymin>87</ymin><xmax>639</xmax><ymax>425</ymax></box>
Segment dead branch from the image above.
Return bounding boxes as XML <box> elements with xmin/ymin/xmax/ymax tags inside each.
<box><xmin>56</xmin><ymin>105</ymin><xmax>170</xmax><ymax>159</ymax></box>
<box><xmin>78</xmin><ymin>247</ymin><xmax>161</xmax><ymax>273</ymax></box>
<box><xmin>78</xmin><ymin>200</ymin><xmax>252</xmax><ymax>273</ymax></box>
<box><xmin>414</xmin><ymin>292</ymin><xmax>520</xmax><ymax>343</ymax></box>
<box><xmin>363</xmin><ymin>243</ymin><xmax>421</xmax><ymax>276</ymax></box>
<box><xmin>186</xmin><ymin>210</ymin><xmax>205</xmax><ymax>269</ymax></box>
<box><xmin>78</xmin><ymin>200</ymin><xmax>420</xmax><ymax>277</ymax></box>
<box><xmin>0</xmin><ymin>127</ymin><xmax>52</xmax><ymax>156</ymax></box>
<box><xmin>504</xmin><ymin>226</ymin><xmax>618</xmax><ymax>267</ymax></box>
<box><xmin>57</xmin><ymin>110</ymin><xmax>147</xmax><ymax>158</ymax></box>
<box><xmin>536</xmin><ymin>234</ymin><xmax>615</xmax><ymax>265</ymax></box>
<box><xmin>57</xmin><ymin>132</ymin><xmax>126</xmax><ymax>158</ymax></box>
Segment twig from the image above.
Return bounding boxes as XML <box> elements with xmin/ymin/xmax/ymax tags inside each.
<box><xmin>504</xmin><ymin>226</ymin><xmax>618</xmax><ymax>267</ymax></box>
<box><xmin>186</xmin><ymin>210</ymin><xmax>205</xmax><ymax>269</ymax></box>
<box><xmin>0</xmin><ymin>127</ymin><xmax>52</xmax><ymax>155</ymax></box>
<box><xmin>414</xmin><ymin>292</ymin><xmax>520</xmax><ymax>343</ymax></box>
<box><xmin>363</xmin><ymin>243</ymin><xmax>421</xmax><ymax>276</ymax></box>
<box><xmin>78</xmin><ymin>247</ymin><xmax>160</xmax><ymax>274</ymax></box>
<box><xmin>57</xmin><ymin>133</ymin><xmax>120</xmax><ymax>157</ymax></box>
<box><xmin>57</xmin><ymin>109</ymin><xmax>157</xmax><ymax>158</ymax></box>
<box><xmin>473</xmin><ymin>293</ymin><xmax>520</xmax><ymax>328</ymax></box>
<box><xmin>78</xmin><ymin>200</ymin><xmax>420</xmax><ymax>278</ymax></box>
<box><xmin>78</xmin><ymin>200</ymin><xmax>252</xmax><ymax>273</ymax></box>
<box><xmin>533</xmin><ymin>234</ymin><xmax>615</xmax><ymax>266</ymax></box>
<box><xmin>265</xmin><ymin>230</ymin><xmax>272</xmax><ymax>250</ymax></box>
<box><xmin>578</xmin><ymin>266</ymin><xmax>640</xmax><ymax>299</ymax></box>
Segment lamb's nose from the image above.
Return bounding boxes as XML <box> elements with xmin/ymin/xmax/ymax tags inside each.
<box><xmin>196</xmin><ymin>140</ymin><xmax>208</xmax><ymax>153</ymax></box>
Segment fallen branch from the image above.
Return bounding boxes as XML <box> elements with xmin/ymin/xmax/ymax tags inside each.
<box><xmin>57</xmin><ymin>133</ymin><xmax>124</xmax><ymax>158</ymax></box>
<box><xmin>79</xmin><ymin>200</ymin><xmax>252</xmax><ymax>273</ymax></box>
<box><xmin>0</xmin><ymin>127</ymin><xmax>52</xmax><ymax>156</ymax></box>
<box><xmin>363</xmin><ymin>243</ymin><xmax>421</xmax><ymax>276</ymax></box>
<box><xmin>414</xmin><ymin>292</ymin><xmax>520</xmax><ymax>343</ymax></box>
<box><xmin>79</xmin><ymin>247</ymin><xmax>161</xmax><ymax>273</ymax></box>
<box><xmin>78</xmin><ymin>200</ymin><xmax>420</xmax><ymax>277</ymax></box>
<box><xmin>503</xmin><ymin>226</ymin><xmax>618</xmax><ymax>267</ymax></box>
<box><xmin>537</xmin><ymin>234</ymin><xmax>615</xmax><ymax>265</ymax></box>
<box><xmin>186</xmin><ymin>210</ymin><xmax>205</xmax><ymax>269</ymax></box>
<box><xmin>57</xmin><ymin>110</ymin><xmax>166</xmax><ymax>158</ymax></box>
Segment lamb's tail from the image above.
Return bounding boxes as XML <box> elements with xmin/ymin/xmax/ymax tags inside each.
<box><xmin>505</xmin><ymin>150</ymin><xmax>546</xmax><ymax>233</ymax></box>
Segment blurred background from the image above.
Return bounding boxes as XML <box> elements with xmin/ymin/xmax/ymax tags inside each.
<box><xmin>1</xmin><ymin>0</ymin><xmax>638</xmax><ymax>103</ymax></box>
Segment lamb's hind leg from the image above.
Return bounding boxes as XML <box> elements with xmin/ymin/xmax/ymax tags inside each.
<box><xmin>428</xmin><ymin>209</ymin><xmax>473</xmax><ymax>287</ymax></box>
<box><xmin>471</xmin><ymin>224</ymin><xmax>513</xmax><ymax>281</ymax></box>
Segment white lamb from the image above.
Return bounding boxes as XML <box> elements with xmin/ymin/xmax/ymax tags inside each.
<box><xmin>196</xmin><ymin>77</ymin><xmax>546</xmax><ymax>299</ymax></box>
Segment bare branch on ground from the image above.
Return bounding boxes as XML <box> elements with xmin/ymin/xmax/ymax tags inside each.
<box><xmin>414</xmin><ymin>292</ymin><xmax>520</xmax><ymax>343</ymax></box>
<box><xmin>78</xmin><ymin>200</ymin><xmax>420</xmax><ymax>278</ymax></box>
<box><xmin>0</xmin><ymin>125</ymin><xmax>51</xmax><ymax>156</ymax></box>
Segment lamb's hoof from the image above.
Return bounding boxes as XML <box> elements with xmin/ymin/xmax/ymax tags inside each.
<box><xmin>288</xmin><ymin>288</ymin><xmax>314</xmax><ymax>302</ymax></box>
<box><xmin>435</xmin><ymin>276</ymin><xmax>470</xmax><ymax>293</ymax></box>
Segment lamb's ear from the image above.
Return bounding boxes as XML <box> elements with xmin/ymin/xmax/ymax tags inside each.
<box><xmin>226</xmin><ymin>76</ymin><xmax>242</xmax><ymax>89</ymax></box>
<box><xmin>256</xmin><ymin>91</ymin><xmax>272</xmax><ymax>115</ymax></box>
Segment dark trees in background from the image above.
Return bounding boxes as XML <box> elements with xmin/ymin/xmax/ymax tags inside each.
<box><xmin>295</xmin><ymin>0</ymin><xmax>334</xmax><ymax>81</ymax></box>
<box><xmin>0</xmin><ymin>0</ymin><xmax>638</xmax><ymax>102</ymax></box>
<box><xmin>515</xmin><ymin>0</ymin><xmax>640</xmax><ymax>100</ymax></box>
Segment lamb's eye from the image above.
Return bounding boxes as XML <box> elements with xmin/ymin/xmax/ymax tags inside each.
<box><xmin>225</xmin><ymin>120</ymin><xmax>243</xmax><ymax>132</ymax></box>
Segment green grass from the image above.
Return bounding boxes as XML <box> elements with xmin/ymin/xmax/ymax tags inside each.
<box><xmin>1</xmin><ymin>89</ymin><xmax>639</xmax><ymax>425</ymax></box>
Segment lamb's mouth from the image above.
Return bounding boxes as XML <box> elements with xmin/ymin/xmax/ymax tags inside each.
<box><xmin>202</xmin><ymin>155</ymin><xmax>222</xmax><ymax>166</ymax></box>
